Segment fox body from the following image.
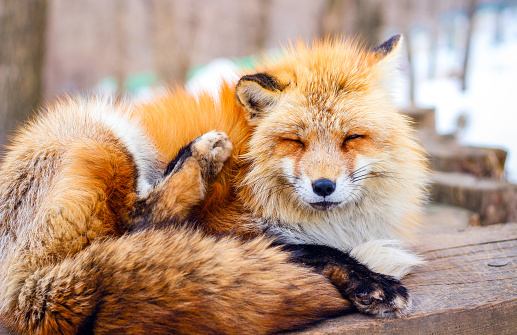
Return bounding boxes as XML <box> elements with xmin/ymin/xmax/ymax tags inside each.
<box><xmin>137</xmin><ymin>35</ymin><xmax>428</xmax><ymax>279</ymax></box>
<box><xmin>0</xmin><ymin>35</ymin><xmax>420</xmax><ymax>334</ymax></box>
<box><xmin>0</xmin><ymin>98</ymin><xmax>356</xmax><ymax>334</ymax></box>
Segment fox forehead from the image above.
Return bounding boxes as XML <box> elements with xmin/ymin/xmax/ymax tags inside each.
<box><xmin>267</xmin><ymin>90</ymin><xmax>390</xmax><ymax>142</ymax></box>
<box><xmin>246</xmin><ymin>37</ymin><xmax>403</xmax><ymax>151</ymax></box>
<box><xmin>264</xmin><ymin>92</ymin><xmax>387</xmax><ymax>142</ymax></box>
<box><xmin>266</xmin><ymin>39</ymin><xmax>380</xmax><ymax>93</ymax></box>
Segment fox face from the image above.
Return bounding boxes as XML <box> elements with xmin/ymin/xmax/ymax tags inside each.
<box><xmin>236</xmin><ymin>36</ymin><xmax>420</xmax><ymax>218</ymax></box>
<box><xmin>252</xmin><ymin>93</ymin><xmax>387</xmax><ymax>213</ymax></box>
<box><xmin>276</xmin><ymin>124</ymin><xmax>380</xmax><ymax>212</ymax></box>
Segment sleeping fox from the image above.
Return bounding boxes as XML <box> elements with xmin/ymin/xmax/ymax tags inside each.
<box><xmin>137</xmin><ymin>34</ymin><xmax>429</xmax><ymax>279</ymax></box>
<box><xmin>0</xmin><ymin>35</ymin><xmax>423</xmax><ymax>334</ymax></box>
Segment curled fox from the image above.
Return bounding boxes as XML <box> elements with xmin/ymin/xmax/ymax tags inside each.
<box><xmin>0</xmin><ymin>35</ymin><xmax>428</xmax><ymax>334</ymax></box>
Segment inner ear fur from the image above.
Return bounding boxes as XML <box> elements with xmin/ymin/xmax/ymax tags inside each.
<box><xmin>236</xmin><ymin>73</ymin><xmax>282</xmax><ymax>118</ymax></box>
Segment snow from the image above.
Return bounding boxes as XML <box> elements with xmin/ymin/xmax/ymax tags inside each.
<box><xmin>415</xmin><ymin>6</ymin><xmax>517</xmax><ymax>182</ymax></box>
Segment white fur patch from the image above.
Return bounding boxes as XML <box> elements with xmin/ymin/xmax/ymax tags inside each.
<box><xmin>262</xmin><ymin>186</ymin><xmax>424</xmax><ymax>278</ymax></box>
<box><xmin>350</xmin><ymin>240</ymin><xmax>424</xmax><ymax>279</ymax></box>
<box><xmin>80</xmin><ymin>98</ymin><xmax>161</xmax><ymax>195</ymax></box>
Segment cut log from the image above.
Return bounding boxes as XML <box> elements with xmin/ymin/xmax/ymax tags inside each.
<box><xmin>417</xmin><ymin>131</ymin><xmax>507</xmax><ymax>179</ymax></box>
<box><xmin>428</xmin><ymin>145</ymin><xmax>507</xmax><ymax>179</ymax></box>
<box><xmin>431</xmin><ymin>172</ymin><xmax>517</xmax><ymax>225</ymax></box>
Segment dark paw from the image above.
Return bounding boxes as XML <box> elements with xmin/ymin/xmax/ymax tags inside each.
<box><xmin>280</xmin><ymin>243</ymin><xmax>412</xmax><ymax>318</ymax></box>
<box><xmin>346</xmin><ymin>272</ymin><xmax>411</xmax><ymax>318</ymax></box>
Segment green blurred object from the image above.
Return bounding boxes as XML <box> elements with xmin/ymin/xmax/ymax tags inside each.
<box><xmin>186</xmin><ymin>55</ymin><xmax>259</xmax><ymax>81</ymax></box>
<box><xmin>98</xmin><ymin>72</ymin><xmax>159</xmax><ymax>94</ymax></box>
<box><xmin>186</xmin><ymin>49</ymin><xmax>285</xmax><ymax>81</ymax></box>
<box><xmin>125</xmin><ymin>72</ymin><xmax>159</xmax><ymax>93</ymax></box>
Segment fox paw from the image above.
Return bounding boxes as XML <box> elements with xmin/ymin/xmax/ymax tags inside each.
<box><xmin>192</xmin><ymin>131</ymin><xmax>233</xmax><ymax>176</ymax></box>
<box><xmin>346</xmin><ymin>272</ymin><xmax>411</xmax><ymax>318</ymax></box>
<box><xmin>279</xmin><ymin>244</ymin><xmax>412</xmax><ymax>318</ymax></box>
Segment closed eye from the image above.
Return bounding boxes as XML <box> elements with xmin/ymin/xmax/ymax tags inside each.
<box><xmin>283</xmin><ymin>138</ymin><xmax>305</xmax><ymax>147</ymax></box>
<box><xmin>343</xmin><ymin>134</ymin><xmax>364</xmax><ymax>145</ymax></box>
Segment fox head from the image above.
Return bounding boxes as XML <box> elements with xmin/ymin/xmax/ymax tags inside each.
<box><xmin>236</xmin><ymin>35</ymin><xmax>427</xmax><ymax>223</ymax></box>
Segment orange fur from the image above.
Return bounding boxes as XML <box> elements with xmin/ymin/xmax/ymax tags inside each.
<box><xmin>135</xmin><ymin>36</ymin><xmax>429</xmax><ymax>278</ymax></box>
<box><xmin>0</xmin><ymin>35</ymin><xmax>427</xmax><ymax>333</ymax></box>
<box><xmin>0</xmin><ymin>97</ymin><xmax>350</xmax><ymax>334</ymax></box>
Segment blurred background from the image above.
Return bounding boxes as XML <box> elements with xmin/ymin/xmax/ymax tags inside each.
<box><xmin>0</xmin><ymin>0</ymin><xmax>516</xmax><ymax>223</ymax></box>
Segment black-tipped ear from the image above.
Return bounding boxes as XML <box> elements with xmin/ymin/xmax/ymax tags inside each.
<box><xmin>371</xmin><ymin>34</ymin><xmax>402</xmax><ymax>60</ymax></box>
<box><xmin>236</xmin><ymin>73</ymin><xmax>282</xmax><ymax>119</ymax></box>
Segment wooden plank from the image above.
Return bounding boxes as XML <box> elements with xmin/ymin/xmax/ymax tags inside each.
<box><xmin>293</xmin><ymin>300</ymin><xmax>517</xmax><ymax>335</ymax></box>
<box><xmin>293</xmin><ymin>223</ymin><xmax>517</xmax><ymax>335</ymax></box>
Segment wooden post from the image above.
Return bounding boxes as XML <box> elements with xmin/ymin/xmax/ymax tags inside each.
<box><xmin>0</xmin><ymin>0</ymin><xmax>47</xmax><ymax>147</ymax></box>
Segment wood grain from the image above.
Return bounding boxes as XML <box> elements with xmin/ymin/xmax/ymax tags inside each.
<box><xmin>431</xmin><ymin>172</ymin><xmax>517</xmax><ymax>225</ymax></box>
<box><xmin>293</xmin><ymin>222</ymin><xmax>517</xmax><ymax>334</ymax></box>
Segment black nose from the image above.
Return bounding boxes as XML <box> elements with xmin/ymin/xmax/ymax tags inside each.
<box><xmin>312</xmin><ymin>179</ymin><xmax>336</xmax><ymax>197</ymax></box>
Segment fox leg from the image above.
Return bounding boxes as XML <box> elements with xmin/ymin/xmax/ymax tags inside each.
<box><xmin>128</xmin><ymin>131</ymin><xmax>232</xmax><ymax>230</ymax></box>
<box><xmin>281</xmin><ymin>243</ymin><xmax>412</xmax><ymax>318</ymax></box>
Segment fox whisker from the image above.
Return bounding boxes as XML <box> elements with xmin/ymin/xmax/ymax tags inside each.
<box><xmin>349</xmin><ymin>161</ymin><xmax>386</xmax><ymax>178</ymax></box>
<box><xmin>253</xmin><ymin>183</ymin><xmax>295</xmax><ymax>196</ymax></box>
<box><xmin>241</xmin><ymin>174</ymin><xmax>300</xmax><ymax>187</ymax></box>
<box><xmin>268</xmin><ymin>185</ymin><xmax>297</xmax><ymax>198</ymax></box>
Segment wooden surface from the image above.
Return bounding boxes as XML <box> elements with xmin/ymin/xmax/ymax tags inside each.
<box><xmin>1</xmin><ymin>205</ymin><xmax>516</xmax><ymax>334</ymax></box>
<box><xmin>431</xmin><ymin>172</ymin><xmax>517</xmax><ymax>225</ymax></box>
<box><xmin>416</xmin><ymin>130</ymin><xmax>507</xmax><ymax>179</ymax></box>
<box><xmin>292</xmin><ymin>204</ymin><xmax>517</xmax><ymax>334</ymax></box>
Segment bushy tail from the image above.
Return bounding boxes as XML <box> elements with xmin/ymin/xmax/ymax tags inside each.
<box><xmin>1</xmin><ymin>228</ymin><xmax>349</xmax><ymax>334</ymax></box>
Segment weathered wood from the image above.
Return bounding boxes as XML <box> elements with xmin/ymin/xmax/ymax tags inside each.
<box><xmin>417</xmin><ymin>202</ymin><xmax>479</xmax><ymax>234</ymax></box>
<box><xmin>428</xmin><ymin>145</ymin><xmax>507</xmax><ymax>179</ymax></box>
<box><xmin>294</xmin><ymin>300</ymin><xmax>517</xmax><ymax>335</ymax></box>
<box><xmin>415</xmin><ymin>130</ymin><xmax>507</xmax><ymax>179</ymax></box>
<box><xmin>293</xmin><ymin>222</ymin><xmax>517</xmax><ymax>334</ymax></box>
<box><xmin>419</xmin><ymin>132</ymin><xmax>507</xmax><ymax>179</ymax></box>
<box><xmin>431</xmin><ymin>171</ymin><xmax>517</xmax><ymax>225</ymax></box>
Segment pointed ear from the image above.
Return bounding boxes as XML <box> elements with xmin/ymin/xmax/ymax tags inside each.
<box><xmin>236</xmin><ymin>73</ymin><xmax>283</xmax><ymax>119</ymax></box>
<box><xmin>370</xmin><ymin>34</ymin><xmax>403</xmax><ymax>61</ymax></box>
<box><xmin>370</xmin><ymin>35</ymin><xmax>404</xmax><ymax>93</ymax></box>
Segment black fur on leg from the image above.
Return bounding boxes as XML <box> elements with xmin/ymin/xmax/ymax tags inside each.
<box><xmin>280</xmin><ymin>243</ymin><xmax>411</xmax><ymax>318</ymax></box>
<box><xmin>164</xmin><ymin>142</ymin><xmax>194</xmax><ymax>177</ymax></box>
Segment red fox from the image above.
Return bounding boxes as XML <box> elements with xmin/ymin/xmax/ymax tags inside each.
<box><xmin>136</xmin><ymin>35</ymin><xmax>428</xmax><ymax>279</ymax></box>
<box><xmin>0</xmin><ymin>35</ymin><xmax>423</xmax><ymax>334</ymax></box>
